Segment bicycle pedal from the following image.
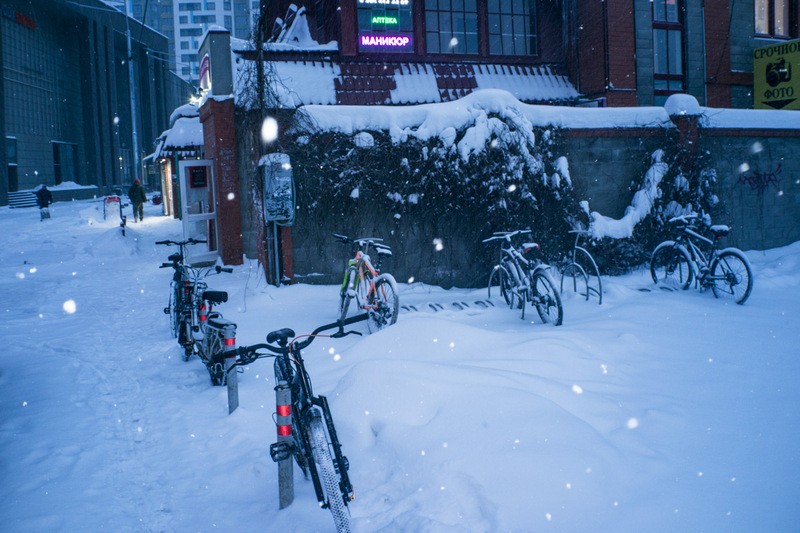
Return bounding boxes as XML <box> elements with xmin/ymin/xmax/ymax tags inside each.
<box><xmin>270</xmin><ymin>441</ymin><xmax>294</xmax><ymax>462</ymax></box>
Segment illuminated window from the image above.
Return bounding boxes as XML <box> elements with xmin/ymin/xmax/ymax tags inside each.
<box><xmin>357</xmin><ymin>0</ymin><xmax>414</xmax><ymax>53</ymax></box>
<box><xmin>488</xmin><ymin>0</ymin><xmax>537</xmax><ymax>56</ymax></box>
<box><xmin>653</xmin><ymin>0</ymin><xmax>684</xmax><ymax>105</ymax></box>
<box><xmin>425</xmin><ymin>0</ymin><xmax>478</xmax><ymax>55</ymax></box>
<box><xmin>755</xmin><ymin>0</ymin><xmax>796</xmax><ymax>37</ymax></box>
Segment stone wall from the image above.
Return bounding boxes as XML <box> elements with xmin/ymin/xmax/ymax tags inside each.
<box><xmin>234</xmin><ymin>107</ymin><xmax>799</xmax><ymax>286</ymax></box>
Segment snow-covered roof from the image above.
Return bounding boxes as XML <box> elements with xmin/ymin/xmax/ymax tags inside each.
<box><xmin>169</xmin><ymin>103</ymin><xmax>200</xmax><ymax>127</ymax></box>
<box><xmin>149</xmin><ymin>116</ymin><xmax>204</xmax><ymax>160</ymax></box>
<box><xmin>234</xmin><ymin>58</ymin><xmax>580</xmax><ymax>109</ymax></box>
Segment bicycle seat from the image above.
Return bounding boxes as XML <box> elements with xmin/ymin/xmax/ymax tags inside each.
<box><xmin>267</xmin><ymin>328</ymin><xmax>296</xmax><ymax>346</ymax></box>
<box><xmin>168</xmin><ymin>253</ymin><xmax>182</xmax><ymax>262</ymax></box>
<box><xmin>207</xmin><ymin>316</ymin><xmax>236</xmax><ymax>329</ymax></box>
<box><xmin>203</xmin><ymin>290</ymin><xmax>228</xmax><ymax>305</ymax></box>
<box><xmin>709</xmin><ymin>225</ymin><xmax>730</xmax><ymax>238</ymax></box>
<box><xmin>374</xmin><ymin>244</ymin><xmax>392</xmax><ymax>256</ymax></box>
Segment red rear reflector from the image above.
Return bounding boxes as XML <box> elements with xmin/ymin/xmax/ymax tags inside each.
<box><xmin>277</xmin><ymin>425</ymin><xmax>292</xmax><ymax>436</ymax></box>
<box><xmin>277</xmin><ymin>405</ymin><xmax>291</xmax><ymax>416</ymax></box>
<box><xmin>224</xmin><ymin>338</ymin><xmax>235</xmax><ymax>346</ymax></box>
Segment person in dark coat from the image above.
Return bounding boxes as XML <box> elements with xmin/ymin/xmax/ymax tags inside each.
<box><xmin>128</xmin><ymin>179</ymin><xmax>147</xmax><ymax>222</ymax></box>
<box><xmin>36</xmin><ymin>186</ymin><xmax>53</xmax><ymax>221</ymax></box>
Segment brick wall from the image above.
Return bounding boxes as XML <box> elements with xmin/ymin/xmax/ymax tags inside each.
<box><xmin>200</xmin><ymin>98</ymin><xmax>244</xmax><ymax>266</ymax></box>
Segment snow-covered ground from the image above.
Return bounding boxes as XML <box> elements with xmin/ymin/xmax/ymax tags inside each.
<box><xmin>1</xmin><ymin>199</ymin><xmax>798</xmax><ymax>532</ymax></box>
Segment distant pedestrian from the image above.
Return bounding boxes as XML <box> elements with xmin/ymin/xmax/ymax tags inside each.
<box><xmin>128</xmin><ymin>179</ymin><xmax>147</xmax><ymax>222</ymax></box>
<box><xmin>36</xmin><ymin>185</ymin><xmax>53</xmax><ymax>221</ymax></box>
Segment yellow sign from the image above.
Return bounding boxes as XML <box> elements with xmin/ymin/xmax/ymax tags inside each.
<box><xmin>753</xmin><ymin>40</ymin><xmax>800</xmax><ymax>110</ymax></box>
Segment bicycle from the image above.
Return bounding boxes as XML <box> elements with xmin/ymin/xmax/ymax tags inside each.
<box><xmin>650</xmin><ymin>214</ymin><xmax>753</xmax><ymax>304</ymax></box>
<box><xmin>157</xmin><ymin>238</ymin><xmax>207</xmax><ymax>350</ymax></box>
<box><xmin>183</xmin><ymin>265</ymin><xmax>235</xmax><ymax>384</ymax></box>
<box><xmin>484</xmin><ymin>230</ymin><xmax>563</xmax><ymax>325</ymax></box>
<box><xmin>556</xmin><ymin>228</ymin><xmax>603</xmax><ymax>305</ymax></box>
<box><xmin>235</xmin><ymin>314</ymin><xmax>367</xmax><ymax>532</ymax></box>
<box><xmin>333</xmin><ymin>233</ymin><xmax>399</xmax><ymax>333</ymax></box>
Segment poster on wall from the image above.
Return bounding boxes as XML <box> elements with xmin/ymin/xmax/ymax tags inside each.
<box><xmin>753</xmin><ymin>40</ymin><xmax>800</xmax><ymax>110</ymax></box>
<box><xmin>357</xmin><ymin>0</ymin><xmax>414</xmax><ymax>53</ymax></box>
<box><xmin>189</xmin><ymin>166</ymin><xmax>208</xmax><ymax>188</ymax></box>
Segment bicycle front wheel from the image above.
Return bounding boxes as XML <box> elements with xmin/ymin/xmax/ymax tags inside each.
<box><xmin>532</xmin><ymin>269</ymin><xmax>563</xmax><ymax>326</ymax></box>
<box><xmin>307</xmin><ymin>413</ymin><xmax>352</xmax><ymax>533</ymax></box>
<box><xmin>711</xmin><ymin>249</ymin><xmax>753</xmax><ymax>305</ymax></box>
<box><xmin>650</xmin><ymin>241</ymin><xmax>693</xmax><ymax>290</ymax></box>
<box><xmin>367</xmin><ymin>273</ymin><xmax>399</xmax><ymax>333</ymax></box>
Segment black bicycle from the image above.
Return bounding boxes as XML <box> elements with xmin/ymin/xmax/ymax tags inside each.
<box><xmin>650</xmin><ymin>214</ymin><xmax>754</xmax><ymax>304</ymax></box>
<box><xmin>157</xmin><ymin>238</ymin><xmax>206</xmax><ymax>352</ymax></box>
<box><xmin>235</xmin><ymin>315</ymin><xmax>366</xmax><ymax>532</ymax></box>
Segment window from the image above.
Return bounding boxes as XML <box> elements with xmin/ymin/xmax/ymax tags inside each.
<box><xmin>652</xmin><ymin>0</ymin><xmax>684</xmax><ymax>104</ymax></box>
<box><xmin>180</xmin><ymin>15</ymin><xmax>188</xmax><ymax>23</ymax></box>
<box><xmin>488</xmin><ymin>0</ymin><xmax>537</xmax><ymax>56</ymax></box>
<box><xmin>193</xmin><ymin>14</ymin><xmax>217</xmax><ymax>23</ymax></box>
<box><xmin>179</xmin><ymin>2</ymin><xmax>201</xmax><ymax>11</ymax></box>
<box><xmin>224</xmin><ymin>15</ymin><xmax>232</xmax><ymax>28</ymax></box>
<box><xmin>180</xmin><ymin>40</ymin><xmax>190</xmax><ymax>50</ymax></box>
<box><xmin>425</xmin><ymin>0</ymin><xmax>478</xmax><ymax>54</ymax></box>
<box><xmin>357</xmin><ymin>0</ymin><xmax>414</xmax><ymax>53</ymax></box>
<box><xmin>315</xmin><ymin>0</ymin><xmax>325</xmax><ymax>29</ymax></box>
<box><xmin>180</xmin><ymin>28</ymin><xmax>203</xmax><ymax>37</ymax></box>
<box><xmin>756</xmin><ymin>0</ymin><xmax>796</xmax><ymax>37</ymax></box>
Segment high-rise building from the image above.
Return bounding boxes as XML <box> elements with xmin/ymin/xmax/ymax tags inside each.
<box><xmin>128</xmin><ymin>0</ymin><xmax>256</xmax><ymax>85</ymax></box>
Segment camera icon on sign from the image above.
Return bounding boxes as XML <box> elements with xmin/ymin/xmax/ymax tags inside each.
<box><xmin>766</xmin><ymin>58</ymin><xmax>792</xmax><ymax>87</ymax></box>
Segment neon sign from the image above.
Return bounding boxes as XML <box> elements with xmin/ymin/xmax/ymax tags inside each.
<box><xmin>360</xmin><ymin>35</ymin><xmax>411</xmax><ymax>48</ymax></box>
<box><xmin>372</xmin><ymin>16</ymin><xmax>398</xmax><ymax>25</ymax></box>
<box><xmin>357</xmin><ymin>0</ymin><xmax>413</xmax><ymax>53</ymax></box>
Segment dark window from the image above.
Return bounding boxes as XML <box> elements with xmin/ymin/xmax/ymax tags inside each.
<box><xmin>488</xmin><ymin>0</ymin><xmax>537</xmax><ymax>56</ymax></box>
<box><xmin>652</xmin><ymin>0</ymin><xmax>685</xmax><ymax>104</ymax></box>
<box><xmin>180</xmin><ymin>28</ymin><xmax>203</xmax><ymax>37</ymax></box>
<box><xmin>315</xmin><ymin>0</ymin><xmax>325</xmax><ymax>30</ymax></box>
<box><xmin>425</xmin><ymin>0</ymin><xmax>479</xmax><ymax>54</ymax></box>
<box><xmin>6</xmin><ymin>137</ymin><xmax>18</xmax><ymax>192</ymax></box>
<box><xmin>756</xmin><ymin>0</ymin><xmax>797</xmax><ymax>37</ymax></box>
<box><xmin>179</xmin><ymin>3</ymin><xmax>201</xmax><ymax>11</ymax></box>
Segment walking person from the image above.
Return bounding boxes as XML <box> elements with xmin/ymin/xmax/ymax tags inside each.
<box><xmin>128</xmin><ymin>179</ymin><xmax>147</xmax><ymax>222</ymax></box>
<box><xmin>35</xmin><ymin>185</ymin><xmax>53</xmax><ymax>221</ymax></box>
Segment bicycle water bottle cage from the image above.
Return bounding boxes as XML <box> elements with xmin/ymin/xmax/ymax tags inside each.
<box><xmin>202</xmin><ymin>291</ymin><xmax>228</xmax><ymax>305</ymax></box>
<box><xmin>267</xmin><ymin>328</ymin><xmax>295</xmax><ymax>347</ymax></box>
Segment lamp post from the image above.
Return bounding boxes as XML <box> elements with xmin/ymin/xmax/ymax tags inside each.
<box><xmin>123</xmin><ymin>0</ymin><xmax>141</xmax><ymax>183</ymax></box>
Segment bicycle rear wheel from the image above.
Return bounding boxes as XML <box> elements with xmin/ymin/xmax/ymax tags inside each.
<box><xmin>532</xmin><ymin>269</ymin><xmax>563</xmax><ymax>326</ymax></box>
<box><xmin>367</xmin><ymin>274</ymin><xmax>399</xmax><ymax>333</ymax></box>
<box><xmin>169</xmin><ymin>285</ymin><xmax>180</xmax><ymax>338</ymax></box>
<box><xmin>711</xmin><ymin>249</ymin><xmax>753</xmax><ymax>305</ymax></box>
<box><xmin>650</xmin><ymin>241</ymin><xmax>693</xmax><ymax>290</ymax></box>
<box><xmin>306</xmin><ymin>412</ymin><xmax>351</xmax><ymax>532</ymax></box>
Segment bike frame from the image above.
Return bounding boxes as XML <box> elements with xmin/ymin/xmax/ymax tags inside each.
<box><xmin>672</xmin><ymin>223</ymin><xmax>724</xmax><ymax>285</ymax></box>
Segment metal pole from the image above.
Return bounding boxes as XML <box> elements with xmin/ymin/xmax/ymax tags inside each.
<box><xmin>273</xmin><ymin>221</ymin><xmax>281</xmax><ymax>287</ymax></box>
<box><xmin>223</xmin><ymin>324</ymin><xmax>239</xmax><ymax>414</ymax></box>
<box><xmin>275</xmin><ymin>379</ymin><xmax>293</xmax><ymax>508</ymax></box>
<box><xmin>124</xmin><ymin>0</ymin><xmax>140</xmax><ymax>182</ymax></box>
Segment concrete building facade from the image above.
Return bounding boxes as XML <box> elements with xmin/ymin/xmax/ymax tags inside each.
<box><xmin>0</xmin><ymin>0</ymin><xmax>192</xmax><ymax>205</ymax></box>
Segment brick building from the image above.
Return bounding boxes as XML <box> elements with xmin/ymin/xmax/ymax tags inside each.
<box><xmin>256</xmin><ymin>0</ymin><xmax>800</xmax><ymax>108</ymax></box>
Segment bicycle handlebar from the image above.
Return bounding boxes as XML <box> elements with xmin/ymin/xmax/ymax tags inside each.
<box><xmin>156</xmin><ymin>239</ymin><xmax>207</xmax><ymax>246</ymax></box>
<box><xmin>237</xmin><ymin>313</ymin><xmax>369</xmax><ymax>359</ymax></box>
<box><xmin>482</xmin><ymin>229</ymin><xmax>531</xmax><ymax>243</ymax></box>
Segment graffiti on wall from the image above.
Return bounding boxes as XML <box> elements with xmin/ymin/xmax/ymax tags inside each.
<box><xmin>737</xmin><ymin>163</ymin><xmax>782</xmax><ymax>194</ymax></box>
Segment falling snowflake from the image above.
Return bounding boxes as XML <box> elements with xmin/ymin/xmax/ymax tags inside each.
<box><xmin>63</xmin><ymin>299</ymin><xmax>77</xmax><ymax>314</ymax></box>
